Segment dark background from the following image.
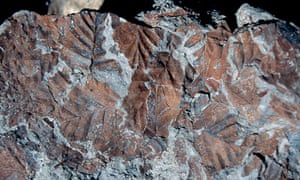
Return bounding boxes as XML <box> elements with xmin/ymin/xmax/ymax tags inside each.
<box><xmin>0</xmin><ymin>0</ymin><xmax>298</xmax><ymax>30</ymax></box>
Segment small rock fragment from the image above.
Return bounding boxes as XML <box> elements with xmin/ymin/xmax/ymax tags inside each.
<box><xmin>48</xmin><ymin>0</ymin><xmax>104</xmax><ymax>16</ymax></box>
<box><xmin>235</xmin><ymin>3</ymin><xmax>278</xmax><ymax>27</ymax></box>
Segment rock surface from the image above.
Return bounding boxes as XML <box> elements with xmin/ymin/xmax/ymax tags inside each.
<box><xmin>0</xmin><ymin>1</ymin><xmax>300</xmax><ymax>179</ymax></box>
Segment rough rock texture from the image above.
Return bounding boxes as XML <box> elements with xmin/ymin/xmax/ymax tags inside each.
<box><xmin>0</xmin><ymin>1</ymin><xmax>300</xmax><ymax>179</ymax></box>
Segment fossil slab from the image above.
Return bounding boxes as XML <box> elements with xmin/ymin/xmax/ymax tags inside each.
<box><xmin>0</xmin><ymin>2</ymin><xmax>299</xmax><ymax>179</ymax></box>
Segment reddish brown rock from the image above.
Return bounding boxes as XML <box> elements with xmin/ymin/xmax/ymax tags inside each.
<box><xmin>0</xmin><ymin>1</ymin><xmax>299</xmax><ymax>179</ymax></box>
